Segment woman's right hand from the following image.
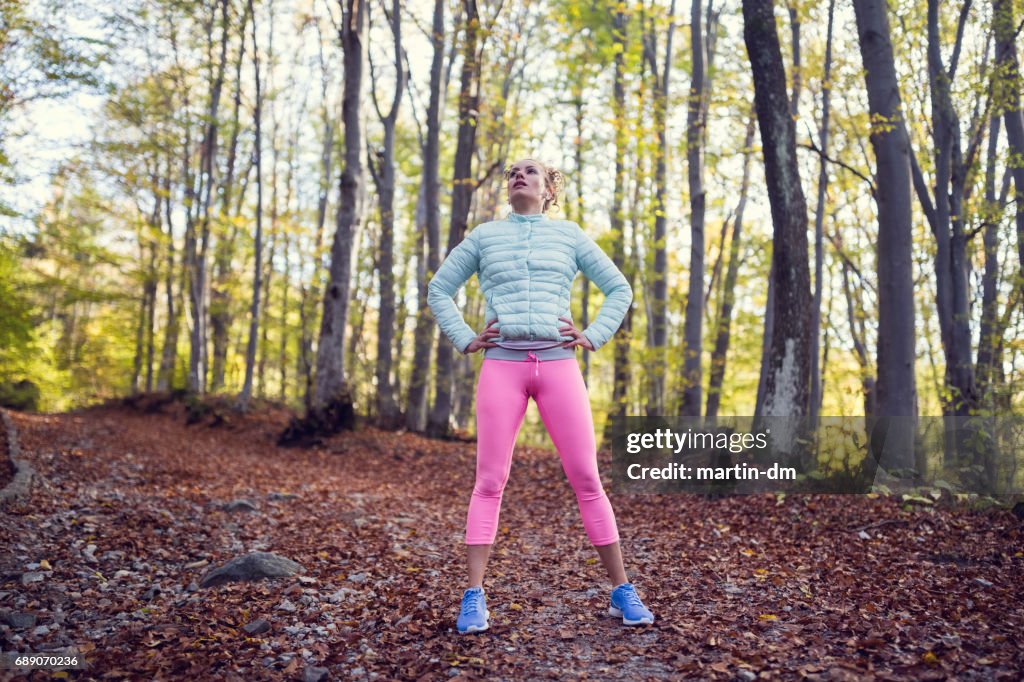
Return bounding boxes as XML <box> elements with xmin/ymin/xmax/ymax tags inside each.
<box><xmin>464</xmin><ymin>319</ymin><xmax>500</xmax><ymax>354</ymax></box>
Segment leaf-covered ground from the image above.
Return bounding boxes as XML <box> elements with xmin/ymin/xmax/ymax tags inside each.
<box><xmin>1</xmin><ymin>399</ymin><xmax>1023</xmax><ymax>681</ymax></box>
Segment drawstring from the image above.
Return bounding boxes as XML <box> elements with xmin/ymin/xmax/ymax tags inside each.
<box><xmin>526</xmin><ymin>351</ymin><xmax>539</xmax><ymax>376</ymax></box>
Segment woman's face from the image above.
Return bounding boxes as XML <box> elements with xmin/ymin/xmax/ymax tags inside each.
<box><xmin>506</xmin><ymin>159</ymin><xmax>546</xmax><ymax>209</ymax></box>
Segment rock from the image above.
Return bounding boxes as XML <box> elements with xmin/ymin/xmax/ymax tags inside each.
<box><xmin>32</xmin><ymin>624</ymin><xmax>50</xmax><ymax>636</ymax></box>
<box><xmin>21</xmin><ymin>572</ymin><xmax>46</xmax><ymax>585</ymax></box>
<box><xmin>276</xmin><ymin>599</ymin><xmax>297</xmax><ymax>613</ymax></box>
<box><xmin>243</xmin><ymin>619</ymin><xmax>271</xmax><ymax>635</ymax></box>
<box><xmin>304</xmin><ymin>666</ymin><xmax>329</xmax><ymax>682</ymax></box>
<box><xmin>4</xmin><ymin>611</ymin><xmax>38</xmax><ymax>629</ymax></box>
<box><xmin>347</xmin><ymin>572</ymin><xmax>367</xmax><ymax>584</ymax></box>
<box><xmin>267</xmin><ymin>492</ymin><xmax>298</xmax><ymax>501</ymax></box>
<box><xmin>198</xmin><ymin>552</ymin><xmax>304</xmax><ymax>588</ymax></box>
<box><xmin>223</xmin><ymin>499</ymin><xmax>259</xmax><ymax>513</ymax></box>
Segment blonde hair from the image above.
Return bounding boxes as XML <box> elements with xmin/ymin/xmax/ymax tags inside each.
<box><xmin>504</xmin><ymin>159</ymin><xmax>565</xmax><ymax>213</ymax></box>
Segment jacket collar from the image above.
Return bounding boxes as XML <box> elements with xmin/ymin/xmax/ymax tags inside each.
<box><xmin>507</xmin><ymin>211</ymin><xmax>546</xmax><ymax>224</ymax></box>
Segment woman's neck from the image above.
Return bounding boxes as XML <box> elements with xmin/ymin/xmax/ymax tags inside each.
<box><xmin>509</xmin><ymin>200</ymin><xmax>544</xmax><ymax>215</ymax></box>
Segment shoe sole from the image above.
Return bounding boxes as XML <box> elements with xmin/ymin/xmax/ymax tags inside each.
<box><xmin>458</xmin><ymin>609</ymin><xmax>490</xmax><ymax>634</ymax></box>
<box><xmin>608</xmin><ymin>606</ymin><xmax>654</xmax><ymax>626</ymax></box>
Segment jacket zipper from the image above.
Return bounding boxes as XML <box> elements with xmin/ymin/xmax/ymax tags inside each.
<box><xmin>525</xmin><ymin>223</ymin><xmax>533</xmax><ymax>339</ymax></box>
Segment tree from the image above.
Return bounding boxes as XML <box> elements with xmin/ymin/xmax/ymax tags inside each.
<box><xmin>641</xmin><ymin>0</ymin><xmax>676</xmax><ymax>416</ymax></box>
<box><xmin>405</xmin><ymin>0</ymin><xmax>447</xmax><ymax>432</ymax></box>
<box><xmin>808</xmin><ymin>0</ymin><xmax>835</xmax><ymax>422</ymax></box>
<box><xmin>367</xmin><ymin>0</ymin><xmax>405</xmax><ymax>428</ymax></box>
<box><xmin>742</xmin><ymin>0</ymin><xmax>813</xmax><ymax>452</ymax></box>
<box><xmin>993</xmin><ymin>0</ymin><xmax>1024</xmax><ymax>275</ymax></box>
<box><xmin>239</xmin><ymin>0</ymin><xmax>265</xmax><ymax>409</ymax></box>
<box><xmin>680</xmin><ymin>0</ymin><xmax>708</xmax><ymax>417</ymax></box>
<box><xmin>427</xmin><ymin>0</ymin><xmax>484</xmax><ymax>438</ymax></box>
<box><xmin>707</xmin><ymin>110</ymin><xmax>756</xmax><ymax>418</ymax></box>
<box><xmin>852</xmin><ymin>0</ymin><xmax>917</xmax><ymax>469</ymax></box>
<box><xmin>311</xmin><ymin>0</ymin><xmax>367</xmax><ymax>430</ymax></box>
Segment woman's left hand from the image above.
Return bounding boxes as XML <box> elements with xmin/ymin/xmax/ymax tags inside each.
<box><xmin>558</xmin><ymin>316</ymin><xmax>595</xmax><ymax>351</ymax></box>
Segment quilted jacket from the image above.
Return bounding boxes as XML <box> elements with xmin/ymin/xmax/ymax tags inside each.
<box><xmin>427</xmin><ymin>212</ymin><xmax>633</xmax><ymax>354</ymax></box>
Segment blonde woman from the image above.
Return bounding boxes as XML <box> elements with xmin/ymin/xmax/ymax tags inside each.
<box><xmin>428</xmin><ymin>158</ymin><xmax>655</xmax><ymax>634</ymax></box>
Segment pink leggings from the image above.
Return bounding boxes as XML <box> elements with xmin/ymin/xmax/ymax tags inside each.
<box><xmin>466</xmin><ymin>356</ymin><xmax>620</xmax><ymax>546</ymax></box>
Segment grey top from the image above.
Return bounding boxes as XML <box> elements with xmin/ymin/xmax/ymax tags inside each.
<box><xmin>484</xmin><ymin>339</ymin><xmax>577</xmax><ymax>361</ymax></box>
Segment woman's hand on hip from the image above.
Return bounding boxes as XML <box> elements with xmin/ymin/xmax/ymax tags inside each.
<box><xmin>464</xmin><ymin>318</ymin><xmax>500</xmax><ymax>354</ymax></box>
<box><xmin>559</xmin><ymin>316</ymin><xmax>595</xmax><ymax>351</ymax></box>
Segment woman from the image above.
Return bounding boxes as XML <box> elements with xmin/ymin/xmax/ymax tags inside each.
<box><xmin>427</xmin><ymin>158</ymin><xmax>655</xmax><ymax>634</ymax></box>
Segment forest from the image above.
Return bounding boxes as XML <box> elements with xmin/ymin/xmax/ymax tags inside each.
<box><xmin>1</xmin><ymin>0</ymin><xmax>1023</xmax><ymax>434</ymax></box>
<box><xmin>2</xmin><ymin>0</ymin><xmax>1024</xmax><ymax>678</ymax></box>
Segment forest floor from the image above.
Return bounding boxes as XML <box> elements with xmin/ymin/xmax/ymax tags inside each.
<box><xmin>1</xmin><ymin>397</ymin><xmax>1022</xmax><ymax>681</ymax></box>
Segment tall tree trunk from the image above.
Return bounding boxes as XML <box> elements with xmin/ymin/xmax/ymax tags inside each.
<box><xmin>925</xmin><ymin>0</ymin><xmax>976</xmax><ymax>419</ymax></box>
<box><xmin>977</xmin><ymin>114</ymin><xmax>1003</xmax><ymax>407</ymax></box>
<box><xmin>211</xmin><ymin>1</ymin><xmax>251</xmax><ymax>392</ymax></box>
<box><xmin>300</xmin><ymin>22</ymin><xmax>336</xmax><ymax>413</ymax></box>
<box><xmin>839</xmin><ymin>251</ymin><xmax>876</xmax><ymax>418</ymax></box>
<box><xmin>643</xmin><ymin>0</ymin><xmax>675</xmax><ymax>416</ymax></box>
<box><xmin>787</xmin><ymin>0</ymin><xmax>801</xmax><ymax>117</ymax></box>
<box><xmin>993</xmin><ymin>0</ymin><xmax>1024</xmax><ymax>274</ymax></box>
<box><xmin>136</xmin><ymin>180</ymin><xmax>161</xmax><ymax>394</ymax></box>
<box><xmin>853</xmin><ymin>0</ymin><xmax>918</xmax><ymax>468</ymax></box>
<box><xmin>742</xmin><ymin>0</ymin><xmax>813</xmax><ymax>453</ymax></box>
<box><xmin>368</xmin><ymin>0</ymin><xmax>404</xmax><ymax>428</ymax></box>
<box><xmin>606</xmin><ymin>5</ymin><xmax>631</xmax><ymax>433</ymax></box>
<box><xmin>707</xmin><ymin>111</ymin><xmax>756</xmax><ymax>418</ymax></box>
<box><xmin>427</xmin><ymin>0</ymin><xmax>481</xmax><ymax>438</ymax></box>
<box><xmin>574</xmin><ymin>94</ymin><xmax>592</xmax><ymax>386</ymax></box>
<box><xmin>188</xmin><ymin>0</ymin><xmax>230</xmax><ymax>395</ymax></box>
<box><xmin>311</xmin><ymin>0</ymin><xmax>366</xmax><ymax>428</ymax></box>
<box><xmin>809</xmin><ymin>0</ymin><xmax>835</xmax><ymax>422</ymax></box>
<box><xmin>680</xmin><ymin>0</ymin><xmax>706</xmax><ymax>417</ymax></box>
<box><xmin>239</xmin><ymin>0</ymin><xmax>264</xmax><ymax>408</ymax></box>
<box><xmin>157</xmin><ymin>156</ymin><xmax>182</xmax><ymax>392</ymax></box>
<box><xmin>145</xmin><ymin>223</ymin><xmax>157</xmax><ymax>393</ymax></box>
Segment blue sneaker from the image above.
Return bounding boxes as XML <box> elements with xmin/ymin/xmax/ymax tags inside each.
<box><xmin>456</xmin><ymin>586</ymin><xmax>490</xmax><ymax>634</ymax></box>
<box><xmin>609</xmin><ymin>582</ymin><xmax>655</xmax><ymax>625</ymax></box>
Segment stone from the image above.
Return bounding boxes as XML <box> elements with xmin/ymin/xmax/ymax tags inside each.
<box><xmin>4</xmin><ymin>611</ymin><xmax>38</xmax><ymax>629</ymax></box>
<box><xmin>198</xmin><ymin>551</ymin><xmax>304</xmax><ymax>588</ymax></box>
<box><xmin>21</xmin><ymin>572</ymin><xmax>45</xmax><ymax>585</ymax></box>
<box><xmin>304</xmin><ymin>666</ymin><xmax>329</xmax><ymax>682</ymax></box>
<box><xmin>243</xmin><ymin>619</ymin><xmax>271</xmax><ymax>635</ymax></box>
<box><xmin>223</xmin><ymin>499</ymin><xmax>259</xmax><ymax>513</ymax></box>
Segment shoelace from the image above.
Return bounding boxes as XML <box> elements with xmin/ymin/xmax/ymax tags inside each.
<box><xmin>619</xmin><ymin>586</ymin><xmax>645</xmax><ymax>609</ymax></box>
<box><xmin>461</xmin><ymin>590</ymin><xmax>484</xmax><ymax>615</ymax></box>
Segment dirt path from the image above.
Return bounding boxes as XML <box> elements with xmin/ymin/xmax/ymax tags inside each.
<box><xmin>1</xmin><ymin>402</ymin><xmax>1022</xmax><ymax>680</ymax></box>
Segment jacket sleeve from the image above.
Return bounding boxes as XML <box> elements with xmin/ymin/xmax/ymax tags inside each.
<box><xmin>428</xmin><ymin>230</ymin><xmax>480</xmax><ymax>354</ymax></box>
<box><xmin>575</xmin><ymin>224</ymin><xmax>633</xmax><ymax>351</ymax></box>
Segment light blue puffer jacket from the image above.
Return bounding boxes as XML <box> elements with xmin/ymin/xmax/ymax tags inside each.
<box><xmin>427</xmin><ymin>212</ymin><xmax>633</xmax><ymax>353</ymax></box>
